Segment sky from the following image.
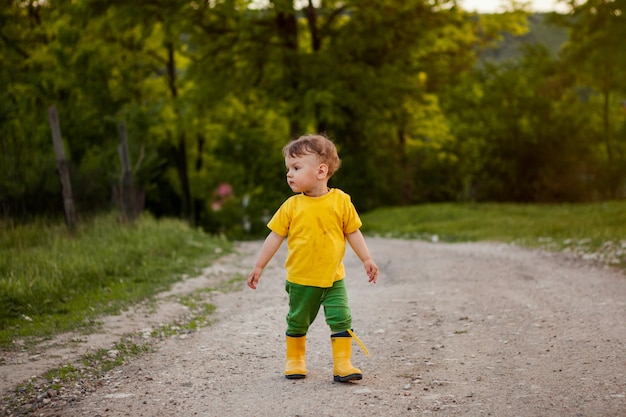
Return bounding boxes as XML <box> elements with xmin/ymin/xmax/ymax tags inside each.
<box><xmin>461</xmin><ymin>0</ymin><xmax>570</xmax><ymax>13</ymax></box>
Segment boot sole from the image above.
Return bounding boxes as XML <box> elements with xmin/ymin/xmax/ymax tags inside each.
<box><xmin>334</xmin><ymin>373</ymin><xmax>362</xmax><ymax>382</ymax></box>
<box><xmin>285</xmin><ymin>374</ymin><xmax>306</xmax><ymax>380</ymax></box>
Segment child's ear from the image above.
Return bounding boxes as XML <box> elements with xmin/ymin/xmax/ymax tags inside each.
<box><xmin>317</xmin><ymin>163</ymin><xmax>329</xmax><ymax>179</ymax></box>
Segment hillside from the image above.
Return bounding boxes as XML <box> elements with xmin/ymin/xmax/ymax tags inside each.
<box><xmin>480</xmin><ymin>13</ymin><xmax>569</xmax><ymax>64</ymax></box>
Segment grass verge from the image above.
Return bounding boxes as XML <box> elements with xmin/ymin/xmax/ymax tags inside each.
<box><xmin>361</xmin><ymin>201</ymin><xmax>626</xmax><ymax>268</ymax></box>
<box><xmin>0</xmin><ymin>213</ymin><xmax>232</xmax><ymax>348</ymax></box>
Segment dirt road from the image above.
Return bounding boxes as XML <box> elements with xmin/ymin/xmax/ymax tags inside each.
<box><xmin>3</xmin><ymin>238</ymin><xmax>626</xmax><ymax>416</ymax></box>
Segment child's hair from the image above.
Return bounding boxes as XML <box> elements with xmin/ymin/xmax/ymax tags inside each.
<box><xmin>283</xmin><ymin>134</ymin><xmax>342</xmax><ymax>178</ymax></box>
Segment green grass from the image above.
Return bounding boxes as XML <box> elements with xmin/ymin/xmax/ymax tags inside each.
<box><xmin>0</xmin><ymin>213</ymin><xmax>232</xmax><ymax>348</ymax></box>
<box><xmin>361</xmin><ymin>201</ymin><xmax>626</xmax><ymax>267</ymax></box>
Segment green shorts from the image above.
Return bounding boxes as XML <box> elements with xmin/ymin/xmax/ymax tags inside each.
<box><xmin>285</xmin><ymin>279</ymin><xmax>352</xmax><ymax>336</ymax></box>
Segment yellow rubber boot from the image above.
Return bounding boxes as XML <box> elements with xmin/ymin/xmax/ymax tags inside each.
<box><xmin>331</xmin><ymin>335</ymin><xmax>362</xmax><ymax>382</ymax></box>
<box><xmin>285</xmin><ymin>335</ymin><xmax>306</xmax><ymax>379</ymax></box>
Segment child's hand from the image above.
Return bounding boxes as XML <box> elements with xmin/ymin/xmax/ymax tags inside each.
<box><xmin>364</xmin><ymin>259</ymin><xmax>378</xmax><ymax>284</ymax></box>
<box><xmin>247</xmin><ymin>267</ymin><xmax>263</xmax><ymax>290</ymax></box>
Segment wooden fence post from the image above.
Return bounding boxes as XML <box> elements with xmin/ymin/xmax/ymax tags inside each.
<box><xmin>118</xmin><ymin>122</ymin><xmax>136</xmax><ymax>221</ymax></box>
<box><xmin>48</xmin><ymin>105</ymin><xmax>76</xmax><ymax>231</ymax></box>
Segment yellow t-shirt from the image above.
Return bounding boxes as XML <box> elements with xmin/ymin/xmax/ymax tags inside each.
<box><xmin>268</xmin><ymin>188</ymin><xmax>362</xmax><ymax>288</ymax></box>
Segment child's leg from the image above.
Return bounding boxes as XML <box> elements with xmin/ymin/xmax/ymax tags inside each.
<box><xmin>285</xmin><ymin>281</ymin><xmax>324</xmax><ymax>336</ymax></box>
<box><xmin>284</xmin><ymin>282</ymin><xmax>324</xmax><ymax>379</ymax></box>
<box><xmin>322</xmin><ymin>280</ymin><xmax>363</xmax><ymax>382</ymax></box>
<box><xmin>321</xmin><ymin>279</ymin><xmax>352</xmax><ymax>333</ymax></box>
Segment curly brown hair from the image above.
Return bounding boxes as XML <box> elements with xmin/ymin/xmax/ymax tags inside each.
<box><xmin>282</xmin><ymin>134</ymin><xmax>342</xmax><ymax>178</ymax></box>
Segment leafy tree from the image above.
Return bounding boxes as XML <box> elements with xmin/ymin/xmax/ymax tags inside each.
<box><xmin>446</xmin><ymin>43</ymin><xmax>600</xmax><ymax>202</ymax></box>
<box><xmin>555</xmin><ymin>0</ymin><xmax>626</xmax><ymax>197</ymax></box>
<box><xmin>223</xmin><ymin>0</ymin><xmax>510</xmax><ymax>209</ymax></box>
<box><xmin>0</xmin><ymin>0</ymin><xmax>61</xmax><ymax>216</ymax></box>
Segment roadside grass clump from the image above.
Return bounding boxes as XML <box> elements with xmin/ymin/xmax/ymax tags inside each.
<box><xmin>176</xmin><ymin>293</ymin><xmax>218</xmax><ymax>332</ymax></box>
<box><xmin>44</xmin><ymin>364</ymin><xmax>80</xmax><ymax>389</ymax></box>
<box><xmin>0</xmin><ymin>213</ymin><xmax>232</xmax><ymax>348</ymax></box>
<box><xmin>154</xmin><ymin>274</ymin><xmax>246</xmax><ymax>337</ymax></box>
<box><xmin>80</xmin><ymin>339</ymin><xmax>153</xmax><ymax>375</ymax></box>
<box><xmin>5</xmin><ymin>336</ymin><xmax>153</xmax><ymax>413</ymax></box>
<box><xmin>361</xmin><ymin>201</ymin><xmax>626</xmax><ymax>268</ymax></box>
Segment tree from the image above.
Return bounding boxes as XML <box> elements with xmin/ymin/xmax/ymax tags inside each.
<box><xmin>556</xmin><ymin>0</ymin><xmax>626</xmax><ymax>197</ymax></box>
<box><xmin>0</xmin><ymin>0</ymin><xmax>62</xmax><ymax>215</ymax></box>
<box><xmin>446</xmin><ymin>43</ymin><xmax>601</xmax><ymax>202</ymax></box>
<box><xmin>223</xmin><ymin>0</ymin><xmax>503</xmax><ymax>209</ymax></box>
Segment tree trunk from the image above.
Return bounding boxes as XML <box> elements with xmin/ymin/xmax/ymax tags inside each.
<box><xmin>48</xmin><ymin>106</ymin><xmax>76</xmax><ymax>231</ymax></box>
<box><xmin>165</xmin><ymin>41</ymin><xmax>194</xmax><ymax>223</ymax></box>
<box><xmin>118</xmin><ymin>122</ymin><xmax>138</xmax><ymax>221</ymax></box>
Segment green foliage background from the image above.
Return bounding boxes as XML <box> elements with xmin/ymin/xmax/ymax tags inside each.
<box><xmin>1</xmin><ymin>0</ymin><xmax>625</xmax><ymax>236</ymax></box>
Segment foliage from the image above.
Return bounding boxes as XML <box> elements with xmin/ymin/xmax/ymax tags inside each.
<box><xmin>1</xmin><ymin>1</ymin><xmax>625</xmax><ymax>235</ymax></box>
<box><xmin>554</xmin><ymin>0</ymin><xmax>626</xmax><ymax>197</ymax></box>
<box><xmin>444</xmin><ymin>43</ymin><xmax>603</xmax><ymax>202</ymax></box>
<box><xmin>0</xmin><ymin>213</ymin><xmax>231</xmax><ymax>346</ymax></box>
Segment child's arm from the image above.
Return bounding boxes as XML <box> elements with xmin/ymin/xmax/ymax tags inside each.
<box><xmin>346</xmin><ymin>229</ymin><xmax>378</xmax><ymax>283</ymax></box>
<box><xmin>247</xmin><ymin>231</ymin><xmax>285</xmax><ymax>290</ymax></box>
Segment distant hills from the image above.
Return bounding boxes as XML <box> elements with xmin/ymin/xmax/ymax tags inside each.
<box><xmin>480</xmin><ymin>13</ymin><xmax>569</xmax><ymax>64</ymax></box>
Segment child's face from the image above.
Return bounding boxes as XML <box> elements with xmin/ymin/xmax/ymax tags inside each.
<box><xmin>285</xmin><ymin>153</ymin><xmax>326</xmax><ymax>195</ymax></box>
